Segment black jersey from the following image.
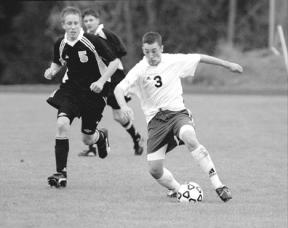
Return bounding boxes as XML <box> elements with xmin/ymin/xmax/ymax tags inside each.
<box><xmin>53</xmin><ymin>32</ymin><xmax>116</xmax><ymax>90</ymax></box>
<box><xmin>100</xmin><ymin>28</ymin><xmax>127</xmax><ymax>59</ymax></box>
<box><xmin>96</xmin><ymin>27</ymin><xmax>127</xmax><ymax>84</ymax></box>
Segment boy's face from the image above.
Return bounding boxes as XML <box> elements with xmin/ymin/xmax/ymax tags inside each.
<box><xmin>62</xmin><ymin>13</ymin><xmax>82</xmax><ymax>41</ymax></box>
<box><xmin>83</xmin><ymin>15</ymin><xmax>100</xmax><ymax>34</ymax></box>
<box><xmin>142</xmin><ymin>42</ymin><xmax>163</xmax><ymax>66</ymax></box>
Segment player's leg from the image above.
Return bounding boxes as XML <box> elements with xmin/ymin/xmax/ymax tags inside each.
<box><xmin>82</xmin><ymin>128</ymin><xmax>109</xmax><ymax>159</ymax></box>
<box><xmin>146</xmin><ymin>113</ymin><xmax>182</xmax><ymax>197</ymax></box>
<box><xmin>78</xmin><ymin>99</ymin><xmax>97</xmax><ymax>158</ymax></box>
<box><xmin>78</xmin><ymin>104</ymin><xmax>97</xmax><ymax>157</ymax></box>
<box><xmin>147</xmin><ymin>145</ymin><xmax>181</xmax><ymax>196</ymax></box>
<box><xmin>112</xmin><ymin>108</ymin><xmax>144</xmax><ymax>155</ymax></box>
<box><xmin>46</xmin><ymin>87</ymin><xmax>79</xmax><ymax>188</ymax></box>
<box><xmin>48</xmin><ymin>112</ymin><xmax>71</xmax><ymax>188</ymax></box>
<box><xmin>178</xmin><ymin>124</ymin><xmax>232</xmax><ymax>202</ymax></box>
<box><xmin>81</xmin><ymin>95</ymin><xmax>109</xmax><ymax>159</ymax></box>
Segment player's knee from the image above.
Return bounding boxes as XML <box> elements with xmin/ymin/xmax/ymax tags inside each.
<box><xmin>184</xmin><ymin>137</ymin><xmax>199</xmax><ymax>151</ymax></box>
<box><xmin>148</xmin><ymin>162</ymin><xmax>163</xmax><ymax>179</ymax></box>
<box><xmin>179</xmin><ymin>125</ymin><xmax>199</xmax><ymax>151</ymax></box>
<box><xmin>56</xmin><ymin>116</ymin><xmax>70</xmax><ymax>133</ymax></box>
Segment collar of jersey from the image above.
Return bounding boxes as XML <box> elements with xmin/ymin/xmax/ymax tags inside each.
<box><xmin>94</xmin><ymin>24</ymin><xmax>106</xmax><ymax>39</ymax></box>
<box><xmin>64</xmin><ymin>28</ymin><xmax>84</xmax><ymax>46</ymax></box>
<box><xmin>142</xmin><ymin>56</ymin><xmax>162</xmax><ymax>68</ymax></box>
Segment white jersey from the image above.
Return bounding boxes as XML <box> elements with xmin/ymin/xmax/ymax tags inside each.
<box><xmin>118</xmin><ymin>53</ymin><xmax>201</xmax><ymax>123</ymax></box>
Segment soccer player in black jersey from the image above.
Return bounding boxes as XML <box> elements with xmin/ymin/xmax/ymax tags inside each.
<box><xmin>77</xmin><ymin>8</ymin><xmax>144</xmax><ymax>157</ymax></box>
<box><xmin>44</xmin><ymin>6</ymin><xmax>120</xmax><ymax>188</ymax></box>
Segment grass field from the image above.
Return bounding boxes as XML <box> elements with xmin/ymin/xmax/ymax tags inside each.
<box><xmin>0</xmin><ymin>91</ymin><xmax>287</xmax><ymax>228</ymax></box>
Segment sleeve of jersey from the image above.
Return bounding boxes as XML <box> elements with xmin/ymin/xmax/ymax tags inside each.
<box><xmin>52</xmin><ymin>39</ymin><xmax>61</xmax><ymax>65</ymax></box>
<box><xmin>117</xmin><ymin>63</ymin><xmax>141</xmax><ymax>96</ymax></box>
<box><xmin>177</xmin><ymin>54</ymin><xmax>201</xmax><ymax>78</ymax></box>
<box><xmin>106</xmin><ymin>31</ymin><xmax>127</xmax><ymax>58</ymax></box>
<box><xmin>93</xmin><ymin>36</ymin><xmax>117</xmax><ymax>62</ymax></box>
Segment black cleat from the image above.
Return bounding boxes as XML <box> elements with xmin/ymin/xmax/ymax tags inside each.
<box><xmin>78</xmin><ymin>145</ymin><xmax>97</xmax><ymax>157</ymax></box>
<box><xmin>133</xmin><ymin>134</ymin><xmax>144</xmax><ymax>155</ymax></box>
<box><xmin>48</xmin><ymin>172</ymin><xmax>67</xmax><ymax>188</ymax></box>
<box><xmin>96</xmin><ymin>128</ymin><xmax>110</xmax><ymax>159</ymax></box>
<box><xmin>216</xmin><ymin>186</ymin><xmax>232</xmax><ymax>202</ymax></box>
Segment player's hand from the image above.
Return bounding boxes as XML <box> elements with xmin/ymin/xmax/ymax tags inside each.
<box><xmin>121</xmin><ymin>106</ymin><xmax>134</xmax><ymax>121</ymax></box>
<box><xmin>228</xmin><ymin>63</ymin><xmax>243</xmax><ymax>73</ymax></box>
<box><xmin>90</xmin><ymin>80</ymin><xmax>104</xmax><ymax>93</ymax></box>
<box><xmin>118</xmin><ymin>109</ymin><xmax>130</xmax><ymax>123</ymax></box>
<box><xmin>44</xmin><ymin>68</ymin><xmax>56</xmax><ymax>80</ymax></box>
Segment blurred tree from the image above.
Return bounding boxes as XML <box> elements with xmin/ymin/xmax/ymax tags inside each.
<box><xmin>0</xmin><ymin>0</ymin><xmax>272</xmax><ymax>84</ymax></box>
<box><xmin>0</xmin><ymin>1</ymin><xmax>22</xmax><ymax>81</ymax></box>
<box><xmin>0</xmin><ymin>1</ymin><xmax>56</xmax><ymax>84</ymax></box>
<box><xmin>236</xmin><ymin>0</ymin><xmax>269</xmax><ymax>50</ymax></box>
<box><xmin>227</xmin><ymin>0</ymin><xmax>236</xmax><ymax>46</ymax></box>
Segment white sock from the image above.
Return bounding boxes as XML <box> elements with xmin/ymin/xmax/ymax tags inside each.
<box><xmin>156</xmin><ymin>168</ymin><xmax>181</xmax><ymax>192</ymax></box>
<box><xmin>191</xmin><ymin>145</ymin><xmax>223</xmax><ymax>189</ymax></box>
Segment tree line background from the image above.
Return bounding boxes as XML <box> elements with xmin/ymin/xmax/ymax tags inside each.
<box><xmin>0</xmin><ymin>0</ymin><xmax>287</xmax><ymax>84</ymax></box>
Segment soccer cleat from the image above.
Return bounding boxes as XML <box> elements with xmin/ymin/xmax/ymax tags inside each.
<box><xmin>96</xmin><ymin>128</ymin><xmax>110</xmax><ymax>159</ymax></box>
<box><xmin>78</xmin><ymin>145</ymin><xmax>97</xmax><ymax>157</ymax></box>
<box><xmin>133</xmin><ymin>134</ymin><xmax>144</xmax><ymax>155</ymax></box>
<box><xmin>167</xmin><ymin>189</ymin><xmax>177</xmax><ymax>198</ymax></box>
<box><xmin>48</xmin><ymin>172</ymin><xmax>67</xmax><ymax>188</ymax></box>
<box><xmin>216</xmin><ymin>186</ymin><xmax>232</xmax><ymax>202</ymax></box>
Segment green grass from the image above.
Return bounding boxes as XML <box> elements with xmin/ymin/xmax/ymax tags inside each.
<box><xmin>0</xmin><ymin>92</ymin><xmax>287</xmax><ymax>228</ymax></box>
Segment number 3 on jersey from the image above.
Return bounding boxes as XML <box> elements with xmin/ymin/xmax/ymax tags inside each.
<box><xmin>153</xmin><ymin>75</ymin><xmax>162</xmax><ymax>88</ymax></box>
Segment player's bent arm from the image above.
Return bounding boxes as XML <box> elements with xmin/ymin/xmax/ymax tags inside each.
<box><xmin>199</xmin><ymin>54</ymin><xmax>243</xmax><ymax>73</ymax></box>
<box><xmin>114</xmin><ymin>84</ymin><xmax>134</xmax><ymax>121</ymax></box>
<box><xmin>114</xmin><ymin>84</ymin><xmax>129</xmax><ymax>109</ymax></box>
<box><xmin>98</xmin><ymin>58</ymin><xmax>120</xmax><ymax>84</ymax></box>
<box><xmin>90</xmin><ymin>58</ymin><xmax>120</xmax><ymax>93</ymax></box>
<box><xmin>44</xmin><ymin>62</ymin><xmax>62</xmax><ymax>80</ymax></box>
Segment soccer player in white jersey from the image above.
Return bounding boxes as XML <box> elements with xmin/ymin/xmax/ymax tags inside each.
<box><xmin>114</xmin><ymin>31</ymin><xmax>243</xmax><ymax>202</ymax></box>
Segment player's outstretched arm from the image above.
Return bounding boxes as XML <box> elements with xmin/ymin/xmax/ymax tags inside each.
<box><xmin>199</xmin><ymin>54</ymin><xmax>243</xmax><ymax>73</ymax></box>
<box><xmin>44</xmin><ymin>62</ymin><xmax>62</xmax><ymax>80</ymax></box>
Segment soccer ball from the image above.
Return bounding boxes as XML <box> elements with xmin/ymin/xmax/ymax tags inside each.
<box><xmin>177</xmin><ymin>182</ymin><xmax>203</xmax><ymax>203</ymax></box>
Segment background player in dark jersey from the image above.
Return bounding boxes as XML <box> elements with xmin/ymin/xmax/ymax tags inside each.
<box><xmin>77</xmin><ymin>8</ymin><xmax>144</xmax><ymax>156</ymax></box>
<box><xmin>44</xmin><ymin>6</ymin><xmax>120</xmax><ymax>188</ymax></box>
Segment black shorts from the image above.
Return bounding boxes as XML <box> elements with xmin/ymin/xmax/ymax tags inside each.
<box><xmin>147</xmin><ymin>109</ymin><xmax>195</xmax><ymax>154</ymax></box>
<box><xmin>47</xmin><ymin>85</ymin><xmax>106</xmax><ymax>135</ymax></box>
<box><xmin>106</xmin><ymin>69</ymin><xmax>131</xmax><ymax>109</ymax></box>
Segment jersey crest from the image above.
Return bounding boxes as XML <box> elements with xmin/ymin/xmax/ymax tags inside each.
<box><xmin>78</xmin><ymin>50</ymin><xmax>88</xmax><ymax>63</ymax></box>
<box><xmin>80</xmin><ymin>36</ymin><xmax>107</xmax><ymax>75</ymax></box>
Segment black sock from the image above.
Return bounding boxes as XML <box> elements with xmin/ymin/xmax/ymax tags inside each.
<box><xmin>96</xmin><ymin>130</ymin><xmax>105</xmax><ymax>143</ymax></box>
<box><xmin>89</xmin><ymin>145</ymin><xmax>94</xmax><ymax>150</ymax></box>
<box><xmin>55</xmin><ymin>138</ymin><xmax>69</xmax><ymax>173</ymax></box>
<box><xmin>122</xmin><ymin>121</ymin><xmax>139</xmax><ymax>141</ymax></box>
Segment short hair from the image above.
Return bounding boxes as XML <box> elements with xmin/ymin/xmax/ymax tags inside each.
<box><xmin>142</xmin><ymin>32</ymin><xmax>162</xmax><ymax>46</ymax></box>
<box><xmin>60</xmin><ymin>6</ymin><xmax>81</xmax><ymax>22</ymax></box>
<box><xmin>82</xmin><ymin>8</ymin><xmax>100</xmax><ymax>19</ymax></box>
